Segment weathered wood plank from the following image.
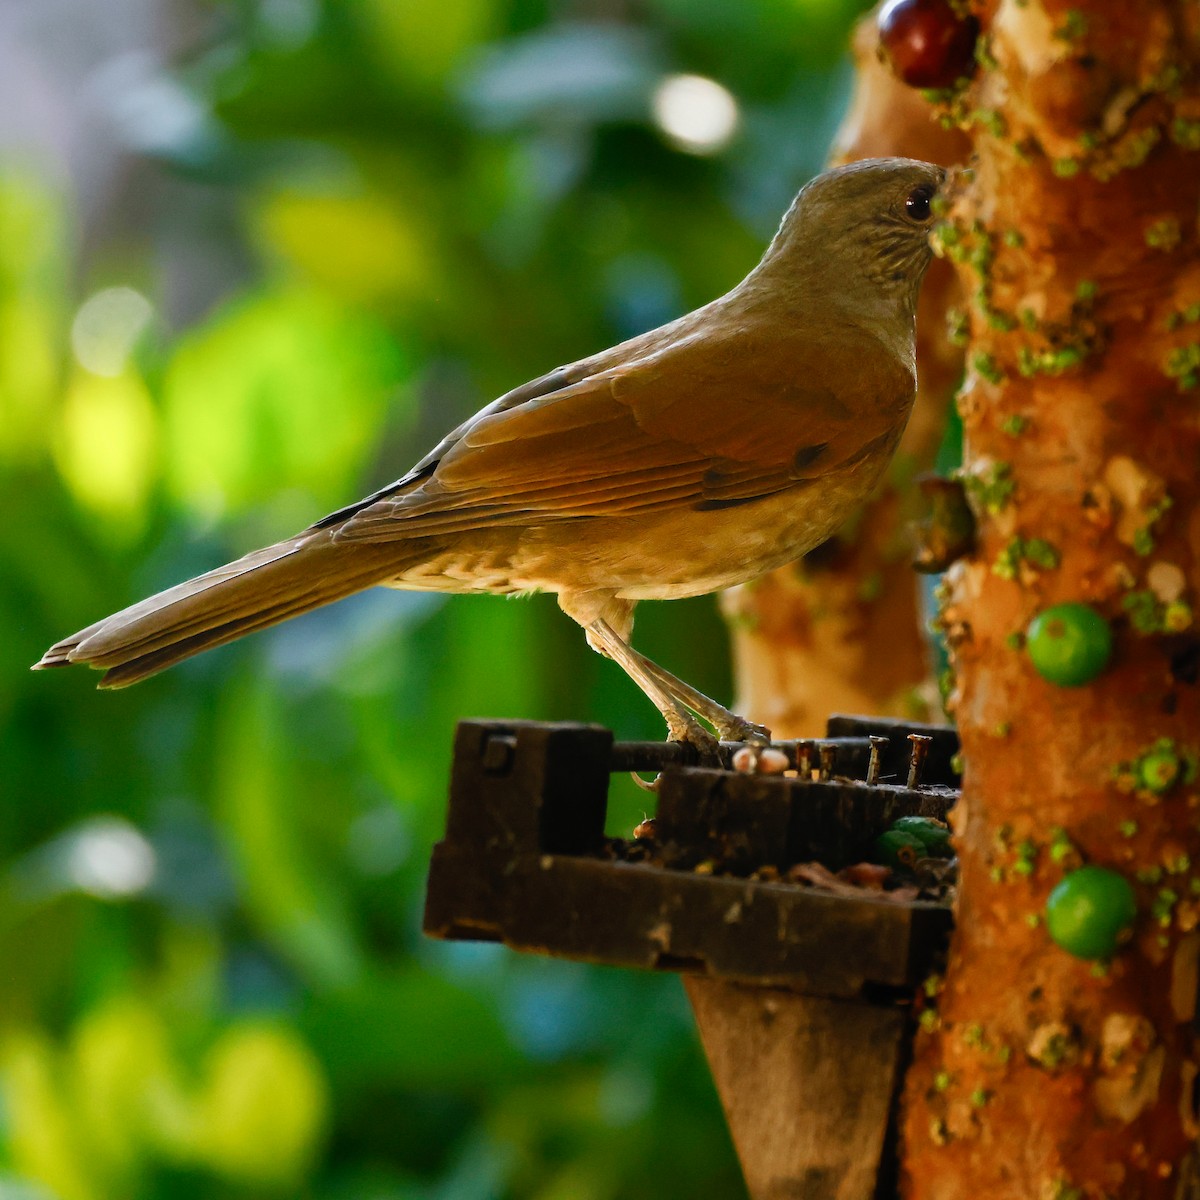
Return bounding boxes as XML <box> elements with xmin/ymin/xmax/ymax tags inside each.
<box><xmin>686</xmin><ymin>979</ymin><xmax>908</xmax><ymax>1200</ymax></box>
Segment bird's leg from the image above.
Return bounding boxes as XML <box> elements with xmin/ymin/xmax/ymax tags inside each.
<box><xmin>627</xmin><ymin>649</ymin><xmax>772</xmax><ymax>745</ymax></box>
<box><xmin>584</xmin><ymin>619</ymin><xmax>719</xmax><ymax>754</ymax></box>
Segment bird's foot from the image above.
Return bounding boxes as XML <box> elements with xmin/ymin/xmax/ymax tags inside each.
<box><xmin>665</xmin><ymin>713</ymin><xmax>721</xmax><ymax>758</ymax></box>
<box><xmin>715</xmin><ymin>715</ymin><xmax>772</xmax><ymax>745</ymax></box>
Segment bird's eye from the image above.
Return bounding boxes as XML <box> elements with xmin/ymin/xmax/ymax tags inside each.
<box><xmin>905</xmin><ymin>186</ymin><xmax>935</xmax><ymax>222</ymax></box>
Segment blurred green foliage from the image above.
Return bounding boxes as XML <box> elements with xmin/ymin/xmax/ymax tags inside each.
<box><xmin>3</xmin><ymin>1</ymin><xmax>870</xmax><ymax>1195</ymax></box>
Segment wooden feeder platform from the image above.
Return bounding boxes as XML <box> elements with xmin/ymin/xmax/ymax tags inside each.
<box><xmin>424</xmin><ymin>715</ymin><xmax>961</xmax><ymax>1200</ymax></box>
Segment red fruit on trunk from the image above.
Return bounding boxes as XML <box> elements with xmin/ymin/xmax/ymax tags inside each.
<box><xmin>877</xmin><ymin>0</ymin><xmax>980</xmax><ymax>90</ymax></box>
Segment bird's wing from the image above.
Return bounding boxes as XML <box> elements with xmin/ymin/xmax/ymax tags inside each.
<box><xmin>307</xmin><ymin>362</ymin><xmax>588</xmax><ymax>530</ymax></box>
<box><xmin>330</xmin><ymin>324</ymin><xmax>913</xmax><ymax>542</ymax></box>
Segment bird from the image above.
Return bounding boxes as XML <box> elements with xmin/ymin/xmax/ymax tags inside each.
<box><xmin>34</xmin><ymin>157</ymin><xmax>945</xmax><ymax>751</ymax></box>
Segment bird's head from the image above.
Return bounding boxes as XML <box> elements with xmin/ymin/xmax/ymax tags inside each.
<box><xmin>759</xmin><ymin>157</ymin><xmax>947</xmax><ymax>313</ymax></box>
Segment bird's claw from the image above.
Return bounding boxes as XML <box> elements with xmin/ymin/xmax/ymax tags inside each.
<box><xmin>665</xmin><ymin>712</ymin><xmax>771</xmax><ymax>759</ymax></box>
<box><xmin>717</xmin><ymin>716</ymin><xmax>772</xmax><ymax>745</ymax></box>
<box><xmin>630</xmin><ymin>771</ymin><xmax>661</xmax><ymax>793</ymax></box>
<box><xmin>666</xmin><ymin>715</ymin><xmax>721</xmax><ymax>758</ymax></box>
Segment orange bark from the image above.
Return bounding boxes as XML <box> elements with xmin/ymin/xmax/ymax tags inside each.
<box><xmin>900</xmin><ymin>3</ymin><xmax>1200</xmax><ymax>1196</ymax></box>
<box><xmin>725</xmin><ymin>19</ymin><xmax>969</xmax><ymax>736</ymax></box>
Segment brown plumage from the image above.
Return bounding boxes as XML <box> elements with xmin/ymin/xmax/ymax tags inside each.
<box><xmin>35</xmin><ymin>157</ymin><xmax>945</xmax><ymax>748</ymax></box>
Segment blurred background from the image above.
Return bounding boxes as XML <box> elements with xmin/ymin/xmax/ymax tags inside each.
<box><xmin>2</xmin><ymin>1</ymin><xmax>875</xmax><ymax>1195</ymax></box>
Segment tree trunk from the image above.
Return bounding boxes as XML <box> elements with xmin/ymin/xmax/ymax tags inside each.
<box><xmin>895</xmin><ymin>3</ymin><xmax>1200</xmax><ymax>1197</ymax></box>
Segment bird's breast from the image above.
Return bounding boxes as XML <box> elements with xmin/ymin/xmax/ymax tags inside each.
<box><xmin>522</xmin><ymin>453</ymin><xmax>888</xmax><ymax>601</ymax></box>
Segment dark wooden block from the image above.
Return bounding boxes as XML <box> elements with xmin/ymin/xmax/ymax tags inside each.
<box><xmin>654</xmin><ymin>769</ymin><xmax>953</xmax><ymax>874</ymax></box>
<box><xmin>427</xmin><ymin>846</ymin><xmax>949</xmax><ymax>995</ymax></box>
<box><xmin>445</xmin><ymin>719</ymin><xmax>612</xmax><ymax>855</ymax></box>
<box><xmin>654</xmin><ymin>768</ymin><xmax>795</xmax><ymax>874</ymax></box>
<box><xmin>424</xmin><ymin>718</ymin><xmax>956</xmax><ymax>997</ymax></box>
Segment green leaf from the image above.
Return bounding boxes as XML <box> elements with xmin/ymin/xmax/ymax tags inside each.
<box><xmin>162</xmin><ymin>287</ymin><xmax>410</xmax><ymax>521</ymax></box>
<box><xmin>213</xmin><ymin>679</ymin><xmax>366</xmax><ymax>990</ymax></box>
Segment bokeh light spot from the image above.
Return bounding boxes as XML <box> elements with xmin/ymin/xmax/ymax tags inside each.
<box><xmin>652</xmin><ymin>74</ymin><xmax>739</xmax><ymax>155</ymax></box>
<box><xmin>65</xmin><ymin>817</ymin><xmax>157</xmax><ymax>899</ymax></box>
<box><xmin>70</xmin><ymin>286</ymin><xmax>153</xmax><ymax>377</ymax></box>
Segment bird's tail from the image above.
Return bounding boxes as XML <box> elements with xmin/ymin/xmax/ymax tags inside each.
<box><xmin>33</xmin><ymin>533</ymin><xmax>407</xmax><ymax>688</ymax></box>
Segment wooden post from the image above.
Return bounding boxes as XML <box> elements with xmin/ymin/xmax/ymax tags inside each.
<box><xmin>687</xmin><ymin>980</ymin><xmax>909</xmax><ymax>1200</ymax></box>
